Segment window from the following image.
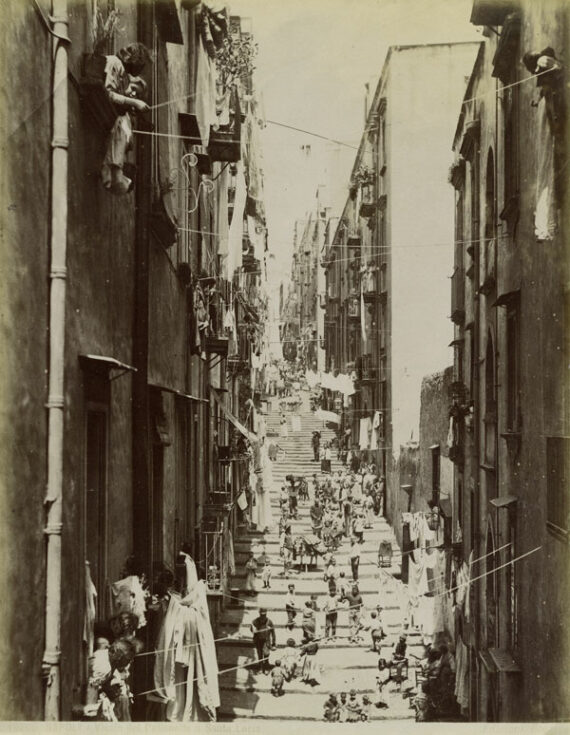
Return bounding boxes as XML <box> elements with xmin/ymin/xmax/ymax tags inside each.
<box><xmin>506</xmin><ymin>297</ymin><xmax>521</xmax><ymax>430</ymax></box>
<box><xmin>486</xmin><ymin>526</ymin><xmax>498</xmax><ymax>649</ymax></box>
<box><xmin>431</xmin><ymin>445</ymin><xmax>441</xmax><ymax>504</ymax></box>
<box><xmin>84</xmin><ymin>371</ymin><xmax>110</xmax><ymax>618</ymax></box>
<box><xmin>546</xmin><ymin>437</ymin><xmax>570</xmax><ymax>540</ymax></box>
<box><xmin>483</xmin><ymin>149</ymin><xmax>496</xmax><ymax>291</ymax></box>
<box><xmin>506</xmin><ymin>515</ymin><xmax>518</xmax><ymax>648</ymax></box>
<box><xmin>150</xmin><ymin>389</ymin><xmax>171</xmax><ymax>572</ymax></box>
<box><xmin>484</xmin><ymin>334</ymin><xmax>497</xmax><ymax>467</ymax></box>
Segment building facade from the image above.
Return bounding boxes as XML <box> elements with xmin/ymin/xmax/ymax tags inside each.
<box><xmin>449</xmin><ymin>0</ymin><xmax>570</xmax><ymax>721</ymax></box>
<box><xmin>322</xmin><ymin>42</ymin><xmax>480</xmax><ymax>534</ymax></box>
<box><xmin>281</xmin><ymin>188</ymin><xmax>329</xmax><ymax>369</ymax></box>
<box><xmin>0</xmin><ymin>0</ymin><xmax>267</xmax><ymax>720</ymax></box>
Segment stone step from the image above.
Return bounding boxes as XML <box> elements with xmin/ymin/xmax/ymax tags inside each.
<box><xmin>217</xmin><ymin>613</ymin><xmax>413</xmax><ymax>632</ymax></box>
<box><xmin>218</xmin><ymin>689</ymin><xmax>415</xmax><ymax>722</ymax></box>
<box><xmin>216</xmin><ymin>644</ymin><xmax>424</xmax><ymax>673</ymax></box>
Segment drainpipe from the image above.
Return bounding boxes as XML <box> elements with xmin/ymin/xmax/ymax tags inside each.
<box><xmin>42</xmin><ymin>0</ymin><xmax>69</xmax><ymax>720</ymax></box>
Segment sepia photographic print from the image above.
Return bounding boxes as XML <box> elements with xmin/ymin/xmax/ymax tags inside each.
<box><xmin>0</xmin><ymin>0</ymin><xmax>568</xmax><ymax>729</ymax></box>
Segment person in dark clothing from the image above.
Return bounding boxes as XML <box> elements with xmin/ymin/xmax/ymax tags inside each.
<box><xmin>310</xmin><ymin>499</ymin><xmax>324</xmax><ymax>538</ymax></box>
<box><xmin>250</xmin><ymin>608</ymin><xmax>276</xmax><ymax>673</ymax></box>
<box><xmin>311</xmin><ymin>431</ymin><xmax>321</xmax><ymax>461</ymax></box>
<box><xmin>287</xmin><ymin>476</ymin><xmax>299</xmax><ymax>519</ymax></box>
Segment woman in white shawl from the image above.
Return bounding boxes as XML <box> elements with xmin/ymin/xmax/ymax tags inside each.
<box><xmin>153</xmin><ymin>555</ymin><xmax>220</xmax><ymax>721</ymax></box>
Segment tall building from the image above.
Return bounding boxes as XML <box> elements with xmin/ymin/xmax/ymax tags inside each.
<box><xmin>323</xmin><ymin>42</ymin><xmax>480</xmax><ymax>536</ymax></box>
<box><xmin>0</xmin><ymin>0</ymin><xmax>267</xmax><ymax>720</ymax></box>
<box><xmin>449</xmin><ymin>0</ymin><xmax>569</xmax><ymax>721</ymax></box>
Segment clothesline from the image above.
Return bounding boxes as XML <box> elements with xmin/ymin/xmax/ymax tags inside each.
<box><xmin>134</xmin><ymin>625</ymin><xmax>276</xmax><ymax>658</ymax></box>
<box><xmin>134</xmin><ymin>629</ymin><xmax>378</xmax><ymax>698</ymax></box>
<box><xmin>149</xmin><ymin>91</ymin><xmax>197</xmax><ymax>111</ymax></box>
<box><xmin>133</xmin><ymin>546</ymin><xmax>540</xmax><ymax>698</ymax></box>
<box><xmin>430</xmin><ymin>545</ymin><xmax>541</xmax><ymax>600</ymax></box>
<box><xmin>399</xmin><ymin>540</ymin><xmax>512</xmax><ymax>563</ymax></box>
<box><xmin>133</xmin><ymin>129</ymin><xmax>241</xmax><ymax>144</ymax></box>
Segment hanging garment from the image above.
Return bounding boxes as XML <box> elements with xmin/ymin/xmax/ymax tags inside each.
<box><xmin>454</xmin><ymin>636</ymin><xmax>469</xmax><ymax>710</ymax></box>
<box><xmin>195</xmin><ymin>34</ymin><xmax>218</xmax><ymax>148</ymax></box>
<box><xmin>153</xmin><ymin>562</ymin><xmax>220</xmax><ymax>721</ymax></box>
<box><xmin>227</xmin><ymin>162</ymin><xmax>247</xmax><ymax>279</ymax></box>
<box><xmin>360</xmin><ymin>287</ymin><xmax>367</xmax><ymax>344</ymax></box>
<box><xmin>110</xmin><ymin>575</ymin><xmax>147</xmax><ymax>629</ymax></box>
<box><xmin>445</xmin><ymin>417</ymin><xmax>453</xmax><ymax>450</ymax></box>
<box><xmin>223</xmin><ymin>307</ymin><xmax>238</xmax><ymax>356</ymax></box>
<box><xmin>252</xmin><ymin>443</ymin><xmax>274</xmax><ymax>530</ymax></box>
<box><xmin>535</xmin><ymin>94</ymin><xmax>558</xmax><ymax>240</ymax></box>
<box><xmin>84</xmin><ymin>562</ymin><xmax>98</xmax><ymax>658</ymax></box>
<box><xmin>359</xmin><ymin>418</ymin><xmax>369</xmax><ymax>450</ymax></box>
<box><xmin>227</xmin><ymin>528</ymin><xmax>236</xmax><ymax>576</ymax></box>
<box><xmin>215</xmin><ymin>164</ymin><xmax>229</xmax><ymax>274</ymax></box>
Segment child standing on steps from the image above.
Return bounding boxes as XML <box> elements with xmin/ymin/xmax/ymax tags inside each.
<box><xmin>261</xmin><ymin>559</ymin><xmax>272</xmax><ymax>589</ymax></box>
<box><xmin>271</xmin><ymin>659</ymin><xmax>285</xmax><ymax>696</ymax></box>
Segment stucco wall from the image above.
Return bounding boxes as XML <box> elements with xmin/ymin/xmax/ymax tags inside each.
<box><xmin>0</xmin><ymin>1</ymin><xmax>51</xmax><ymax>720</ymax></box>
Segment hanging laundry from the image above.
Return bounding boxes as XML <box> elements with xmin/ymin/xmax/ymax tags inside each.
<box><xmin>535</xmin><ymin>94</ymin><xmax>557</xmax><ymax>239</ymax></box>
<box><xmin>359</xmin><ymin>417</ymin><xmax>371</xmax><ymax>450</ymax></box>
<box><xmin>195</xmin><ymin>34</ymin><xmax>218</xmax><ymax>148</ymax></box>
<box><xmin>215</xmin><ymin>164</ymin><xmax>230</xmax><ymax>273</ymax></box>
<box><xmin>360</xmin><ymin>286</ymin><xmax>367</xmax><ymax>343</ymax></box>
<box><xmin>84</xmin><ymin>561</ymin><xmax>98</xmax><ymax>658</ymax></box>
<box><xmin>153</xmin><ymin>555</ymin><xmax>220</xmax><ymax>721</ymax></box>
<box><xmin>454</xmin><ymin>636</ymin><xmax>470</xmax><ymax>710</ymax></box>
<box><xmin>227</xmin><ymin>162</ymin><xmax>247</xmax><ymax>279</ymax></box>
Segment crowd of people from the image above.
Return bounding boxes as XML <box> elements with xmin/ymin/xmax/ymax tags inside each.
<box><xmin>243</xmin><ymin>362</ymin><xmax>462</xmax><ymax>722</ymax></box>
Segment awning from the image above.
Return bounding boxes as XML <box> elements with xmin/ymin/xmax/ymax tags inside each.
<box><xmin>149</xmin><ymin>382</ymin><xmax>209</xmax><ymax>403</ymax></box>
<box><xmin>210</xmin><ymin>389</ymin><xmax>257</xmax><ymax>441</ymax></box>
<box><xmin>492</xmin><ymin>289</ymin><xmax>520</xmax><ymax>308</ymax></box>
<box><xmin>490</xmin><ymin>495</ymin><xmax>518</xmax><ymax>508</ymax></box>
<box><xmin>79</xmin><ymin>354</ymin><xmax>137</xmax><ymax>378</ymax></box>
<box><xmin>489</xmin><ymin>648</ymin><xmax>521</xmax><ymax>673</ymax></box>
<box><xmin>314</xmin><ymin>409</ymin><xmax>341</xmax><ymax>424</ymax></box>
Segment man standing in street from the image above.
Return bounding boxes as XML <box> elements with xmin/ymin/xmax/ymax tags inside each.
<box><xmin>323</xmin><ymin>589</ymin><xmax>339</xmax><ymax>641</ymax></box>
<box><xmin>343</xmin><ymin>492</ymin><xmax>353</xmax><ymax>538</ymax></box>
<box><xmin>310</xmin><ymin>498</ymin><xmax>323</xmax><ymax>538</ymax></box>
<box><xmin>349</xmin><ymin>538</ymin><xmax>361</xmax><ymax>582</ymax></box>
<box><xmin>284</xmin><ymin>583</ymin><xmax>299</xmax><ymax>631</ymax></box>
<box><xmin>344</xmin><ymin>584</ymin><xmax>364</xmax><ymax>644</ymax></box>
<box><xmin>250</xmin><ymin>608</ymin><xmax>276</xmax><ymax>673</ymax></box>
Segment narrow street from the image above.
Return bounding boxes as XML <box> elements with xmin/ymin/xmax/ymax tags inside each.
<box><xmin>216</xmin><ymin>390</ymin><xmax>419</xmax><ymax>722</ymax></box>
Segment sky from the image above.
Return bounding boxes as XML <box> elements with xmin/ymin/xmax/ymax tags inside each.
<box><xmin>227</xmin><ymin>0</ymin><xmax>481</xmax><ymax>291</ymax></box>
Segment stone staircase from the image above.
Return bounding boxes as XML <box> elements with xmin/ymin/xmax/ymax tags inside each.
<box><xmin>215</xmin><ymin>391</ymin><xmax>417</xmax><ymax>722</ymax></box>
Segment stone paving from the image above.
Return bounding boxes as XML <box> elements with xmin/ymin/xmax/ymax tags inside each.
<box><xmin>216</xmin><ymin>392</ymin><xmax>417</xmax><ymax>722</ymax></box>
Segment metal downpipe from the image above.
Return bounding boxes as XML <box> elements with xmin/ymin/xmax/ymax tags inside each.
<box><xmin>42</xmin><ymin>0</ymin><xmax>69</xmax><ymax>720</ymax></box>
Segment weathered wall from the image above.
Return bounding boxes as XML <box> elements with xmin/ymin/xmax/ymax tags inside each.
<box><xmin>60</xmin><ymin>1</ymin><xmax>139</xmax><ymax>714</ymax></box>
<box><xmin>0</xmin><ymin>1</ymin><xmax>51</xmax><ymax>720</ymax></box>
<box><xmin>509</xmin><ymin>0</ymin><xmax>569</xmax><ymax>720</ymax></box>
<box><xmin>452</xmin><ymin>1</ymin><xmax>570</xmax><ymax>721</ymax></box>
<box><xmin>418</xmin><ymin>366</ymin><xmax>454</xmax><ymax>509</ymax></box>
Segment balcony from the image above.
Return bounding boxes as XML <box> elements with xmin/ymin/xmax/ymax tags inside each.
<box><xmin>203</xmin><ymin>292</ymin><xmax>229</xmax><ymax>356</ymax></box>
<box><xmin>451</xmin><ymin>267</ymin><xmax>465</xmax><ymax>324</ymax></box>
